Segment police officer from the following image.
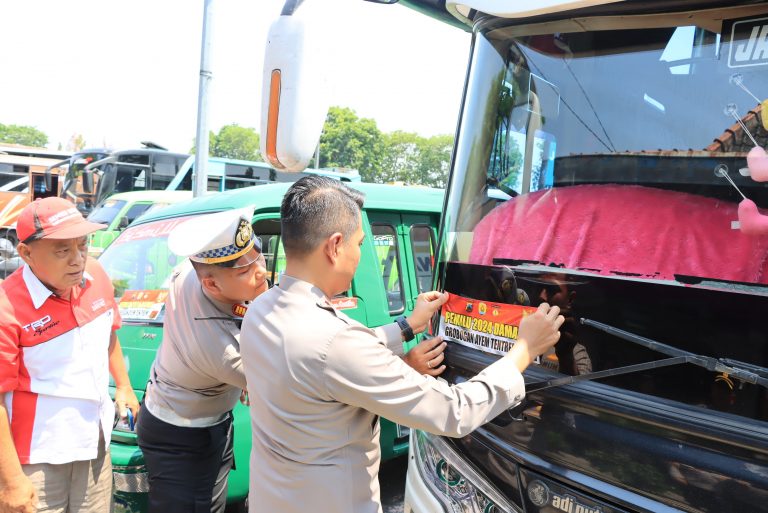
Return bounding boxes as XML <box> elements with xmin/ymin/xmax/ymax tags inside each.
<box><xmin>240</xmin><ymin>176</ymin><xmax>564</xmax><ymax>513</ymax></box>
<box><xmin>136</xmin><ymin>206</ymin><xmax>268</xmax><ymax>513</ymax></box>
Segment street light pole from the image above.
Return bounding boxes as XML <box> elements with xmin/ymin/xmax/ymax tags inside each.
<box><xmin>193</xmin><ymin>0</ymin><xmax>214</xmax><ymax>197</ymax></box>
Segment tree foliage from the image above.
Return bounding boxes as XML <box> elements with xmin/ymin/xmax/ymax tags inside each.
<box><xmin>318</xmin><ymin>107</ymin><xmax>385</xmax><ymax>182</ymax></box>
<box><xmin>67</xmin><ymin>133</ymin><xmax>86</xmax><ymax>152</ymax></box>
<box><xmin>192</xmin><ymin>124</ymin><xmax>263</xmax><ymax>162</ymax></box>
<box><xmin>0</xmin><ymin>123</ymin><xmax>48</xmax><ymax>147</ymax></box>
<box><xmin>192</xmin><ymin>109</ymin><xmax>454</xmax><ymax>187</ymax></box>
<box><xmin>319</xmin><ymin>107</ymin><xmax>453</xmax><ymax>187</ymax></box>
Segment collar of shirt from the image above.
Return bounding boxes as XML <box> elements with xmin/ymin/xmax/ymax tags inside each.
<box><xmin>278</xmin><ymin>274</ymin><xmax>334</xmax><ymax>311</ymax></box>
<box><xmin>22</xmin><ymin>264</ymin><xmax>94</xmax><ymax>310</ymax></box>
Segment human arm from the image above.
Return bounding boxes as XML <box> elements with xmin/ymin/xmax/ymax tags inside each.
<box><xmin>0</xmin><ymin>395</ymin><xmax>37</xmax><ymax>513</ymax></box>
<box><xmin>109</xmin><ymin>332</ymin><xmax>140</xmax><ymax>422</ymax></box>
<box><xmin>373</xmin><ymin>290</ymin><xmax>449</xmax><ymax>372</ymax></box>
<box><xmin>324</xmin><ymin>302</ymin><xmax>563</xmax><ymax>437</ymax></box>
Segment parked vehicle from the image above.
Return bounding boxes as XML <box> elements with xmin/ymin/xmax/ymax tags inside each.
<box><xmin>261</xmin><ymin>1</ymin><xmax>768</xmax><ymax>512</ymax></box>
<box><xmin>85</xmin><ymin>190</ymin><xmax>192</xmax><ymax>257</ymax></box>
<box><xmin>78</xmin><ymin>148</ymin><xmax>361</xmax><ymax>217</ymax></box>
<box><xmin>99</xmin><ymin>182</ymin><xmax>443</xmax><ymax>512</ymax></box>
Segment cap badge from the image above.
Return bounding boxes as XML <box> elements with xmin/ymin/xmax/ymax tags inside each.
<box><xmin>235</xmin><ymin>219</ymin><xmax>252</xmax><ymax>249</ymax></box>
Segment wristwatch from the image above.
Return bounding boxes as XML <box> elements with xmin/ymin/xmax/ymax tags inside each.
<box><xmin>395</xmin><ymin>315</ymin><xmax>415</xmax><ymax>342</ymax></box>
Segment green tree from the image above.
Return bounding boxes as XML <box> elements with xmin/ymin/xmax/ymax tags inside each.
<box><xmin>381</xmin><ymin>131</ymin><xmax>453</xmax><ymax>187</ymax></box>
<box><xmin>192</xmin><ymin>124</ymin><xmax>263</xmax><ymax>161</ymax></box>
<box><xmin>0</xmin><ymin>123</ymin><xmax>48</xmax><ymax>147</ymax></box>
<box><xmin>319</xmin><ymin>107</ymin><xmax>385</xmax><ymax>182</ymax></box>
<box><xmin>67</xmin><ymin>133</ymin><xmax>86</xmax><ymax>151</ymax></box>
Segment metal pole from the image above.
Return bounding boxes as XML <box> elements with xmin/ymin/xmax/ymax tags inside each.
<box><xmin>193</xmin><ymin>0</ymin><xmax>214</xmax><ymax>197</ymax></box>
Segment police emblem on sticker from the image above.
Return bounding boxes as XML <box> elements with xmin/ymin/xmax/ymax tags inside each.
<box><xmin>234</xmin><ymin>219</ymin><xmax>252</xmax><ymax>249</ymax></box>
<box><xmin>728</xmin><ymin>16</ymin><xmax>768</xmax><ymax>68</ymax></box>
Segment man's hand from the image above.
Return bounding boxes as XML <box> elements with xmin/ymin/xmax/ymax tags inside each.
<box><xmin>403</xmin><ymin>337</ymin><xmax>447</xmax><ymax>377</ymax></box>
<box><xmin>0</xmin><ymin>474</ymin><xmax>37</xmax><ymax>513</ymax></box>
<box><xmin>114</xmin><ymin>385</ymin><xmax>140</xmax><ymax>424</ymax></box>
<box><xmin>406</xmin><ymin>291</ymin><xmax>449</xmax><ymax>333</ymax></box>
<box><xmin>513</xmin><ymin>303</ymin><xmax>565</xmax><ymax>367</ymax></box>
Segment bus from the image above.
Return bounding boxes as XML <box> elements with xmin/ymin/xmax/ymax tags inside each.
<box><xmin>263</xmin><ymin>2</ymin><xmax>768</xmax><ymax>511</ymax></box>
<box><xmin>82</xmin><ymin>150</ymin><xmax>360</xmax><ymax>213</ymax></box>
<box><xmin>0</xmin><ymin>146</ymin><xmax>72</xmax><ymax>247</ymax></box>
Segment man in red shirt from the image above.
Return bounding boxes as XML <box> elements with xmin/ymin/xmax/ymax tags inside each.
<box><xmin>0</xmin><ymin>197</ymin><xmax>139</xmax><ymax>513</ymax></box>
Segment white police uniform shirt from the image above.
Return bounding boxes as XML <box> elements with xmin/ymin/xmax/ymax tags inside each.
<box><xmin>241</xmin><ymin>275</ymin><xmax>526</xmax><ymax>513</ymax></box>
<box><xmin>144</xmin><ymin>262</ymin><xmax>246</xmax><ymax>427</ymax></box>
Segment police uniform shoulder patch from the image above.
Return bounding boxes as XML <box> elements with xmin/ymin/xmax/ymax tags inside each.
<box><xmin>234</xmin><ymin>219</ymin><xmax>253</xmax><ymax>249</ymax></box>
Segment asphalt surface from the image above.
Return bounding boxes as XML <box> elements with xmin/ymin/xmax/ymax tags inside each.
<box><xmin>380</xmin><ymin>456</ymin><xmax>408</xmax><ymax>513</ymax></box>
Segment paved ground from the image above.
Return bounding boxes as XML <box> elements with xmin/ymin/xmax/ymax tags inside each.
<box><xmin>380</xmin><ymin>456</ymin><xmax>408</xmax><ymax>513</ymax></box>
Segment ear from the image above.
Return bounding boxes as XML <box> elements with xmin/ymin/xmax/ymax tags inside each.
<box><xmin>323</xmin><ymin>233</ymin><xmax>344</xmax><ymax>264</ymax></box>
<box><xmin>199</xmin><ymin>274</ymin><xmax>222</xmax><ymax>295</ymax></box>
<box><xmin>16</xmin><ymin>242</ymin><xmax>32</xmax><ymax>265</ymax></box>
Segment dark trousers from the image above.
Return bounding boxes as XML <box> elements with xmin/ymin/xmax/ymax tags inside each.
<box><xmin>137</xmin><ymin>408</ymin><xmax>234</xmax><ymax>513</ymax></box>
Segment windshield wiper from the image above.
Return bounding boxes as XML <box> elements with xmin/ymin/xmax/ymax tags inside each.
<box><xmin>525</xmin><ymin>318</ymin><xmax>768</xmax><ymax>392</ymax></box>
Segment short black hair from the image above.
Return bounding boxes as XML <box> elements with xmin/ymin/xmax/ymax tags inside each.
<box><xmin>281</xmin><ymin>175</ymin><xmax>365</xmax><ymax>257</ymax></box>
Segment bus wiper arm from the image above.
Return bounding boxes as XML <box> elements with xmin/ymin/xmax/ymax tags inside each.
<box><xmin>580</xmin><ymin>318</ymin><xmax>768</xmax><ymax>389</ymax></box>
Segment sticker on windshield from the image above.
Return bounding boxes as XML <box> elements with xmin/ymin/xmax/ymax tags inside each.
<box><xmin>438</xmin><ymin>293</ymin><xmax>535</xmax><ymax>356</ymax></box>
<box><xmin>118</xmin><ymin>290</ymin><xmax>168</xmax><ymax>320</ymax></box>
<box><xmin>726</xmin><ymin>16</ymin><xmax>768</xmax><ymax>68</ymax></box>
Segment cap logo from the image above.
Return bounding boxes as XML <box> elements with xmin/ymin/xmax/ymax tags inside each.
<box><xmin>234</xmin><ymin>219</ymin><xmax>252</xmax><ymax>249</ymax></box>
<box><xmin>48</xmin><ymin>207</ymin><xmax>80</xmax><ymax>226</ymax></box>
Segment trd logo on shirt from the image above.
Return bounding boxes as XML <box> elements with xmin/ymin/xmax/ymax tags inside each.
<box><xmin>91</xmin><ymin>298</ymin><xmax>106</xmax><ymax>311</ymax></box>
<box><xmin>729</xmin><ymin>17</ymin><xmax>768</xmax><ymax>68</ymax></box>
<box><xmin>22</xmin><ymin>315</ymin><xmax>60</xmax><ymax>336</ymax></box>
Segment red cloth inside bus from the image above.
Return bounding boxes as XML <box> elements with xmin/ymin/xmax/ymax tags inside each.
<box><xmin>469</xmin><ymin>185</ymin><xmax>768</xmax><ymax>284</ymax></box>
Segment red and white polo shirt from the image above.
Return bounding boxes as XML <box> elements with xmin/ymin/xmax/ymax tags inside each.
<box><xmin>0</xmin><ymin>258</ymin><xmax>121</xmax><ymax>465</ymax></box>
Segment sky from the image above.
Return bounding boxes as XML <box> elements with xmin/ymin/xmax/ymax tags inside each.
<box><xmin>0</xmin><ymin>0</ymin><xmax>471</xmax><ymax>154</ymax></box>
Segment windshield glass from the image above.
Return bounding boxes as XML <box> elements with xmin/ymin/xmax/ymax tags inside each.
<box><xmin>443</xmin><ymin>7</ymin><xmax>768</xmax><ymax>423</ymax></box>
<box><xmin>99</xmin><ymin>216</ymin><xmax>191</xmax><ymax>322</ymax></box>
<box><xmin>87</xmin><ymin>199</ymin><xmax>126</xmax><ymax>225</ymax></box>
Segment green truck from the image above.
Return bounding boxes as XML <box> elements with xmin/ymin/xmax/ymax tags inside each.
<box><xmin>97</xmin><ymin>181</ymin><xmax>444</xmax><ymax>512</ymax></box>
<box><xmin>86</xmin><ymin>190</ymin><xmax>193</xmax><ymax>257</ymax></box>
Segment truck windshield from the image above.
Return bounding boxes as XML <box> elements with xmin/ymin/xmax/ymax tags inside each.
<box><xmin>442</xmin><ymin>9</ymin><xmax>768</xmax><ymax>423</ymax></box>
<box><xmin>87</xmin><ymin>199</ymin><xmax>127</xmax><ymax>225</ymax></box>
<box><xmin>98</xmin><ymin>216</ymin><xmax>193</xmax><ymax>322</ymax></box>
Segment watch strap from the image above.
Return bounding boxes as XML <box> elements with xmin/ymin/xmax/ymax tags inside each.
<box><xmin>395</xmin><ymin>315</ymin><xmax>415</xmax><ymax>342</ymax></box>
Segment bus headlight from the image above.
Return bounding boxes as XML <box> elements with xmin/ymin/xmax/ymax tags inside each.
<box><xmin>411</xmin><ymin>430</ymin><xmax>519</xmax><ymax>513</ymax></box>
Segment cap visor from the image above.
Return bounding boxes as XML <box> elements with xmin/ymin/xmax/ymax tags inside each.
<box><xmin>43</xmin><ymin>221</ymin><xmax>107</xmax><ymax>240</ymax></box>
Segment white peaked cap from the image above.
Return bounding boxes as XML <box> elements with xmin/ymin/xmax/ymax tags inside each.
<box><xmin>167</xmin><ymin>206</ymin><xmax>259</xmax><ymax>264</ymax></box>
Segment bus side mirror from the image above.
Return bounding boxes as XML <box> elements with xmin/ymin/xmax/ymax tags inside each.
<box><xmin>260</xmin><ymin>10</ymin><xmax>330</xmax><ymax>172</ymax></box>
<box><xmin>118</xmin><ymin>216</ymin><xmax>130</xmax><ymax>230</ymax></box>
<box><xmin>83</xmin><ymin>171</ymin><xmax>94</xmax><ymax>194</ymax></box>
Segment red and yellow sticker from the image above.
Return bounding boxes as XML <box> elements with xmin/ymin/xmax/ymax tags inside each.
<box><xmin>118</xmin><ymin>290</ymin><xmax>169</xmax><ymax>320</ymax></box>
<box><xmin>438</xmin><ymin>292</ymin><xmax>535</xmax><ymax>356</ymax></box>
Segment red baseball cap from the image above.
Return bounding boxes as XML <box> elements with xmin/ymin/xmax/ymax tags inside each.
<box><xmin>17</xmin><ymin>197</ymin><xmax>106</xmax><ymax>243</ymax></box>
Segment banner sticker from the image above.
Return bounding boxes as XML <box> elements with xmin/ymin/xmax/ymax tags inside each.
<box><xmin>438</xmin><ymin>292</ymin><xmax>535</xmax><ymax>356</ymax></box>
<box><xmin>118</xmin><ymin>290</ymin><xmax>168</xmax><ymax>320</ymax></box>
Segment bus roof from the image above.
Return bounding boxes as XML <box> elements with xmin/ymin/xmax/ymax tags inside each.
<box><xmin>134</xmin><ymin>182</ymin><xmax>445</xmax><ymax>226</ymax></box>
<box><xmin>99</xmin><ymin>190</ymin><xmax>194</xmax><ymax>203</ymax></box>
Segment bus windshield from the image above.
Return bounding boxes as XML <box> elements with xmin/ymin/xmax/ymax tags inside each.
<box><xmin>446</xmin><ymin>12</ymin><xmax>768</xmax><ymax>289</ymax></box>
